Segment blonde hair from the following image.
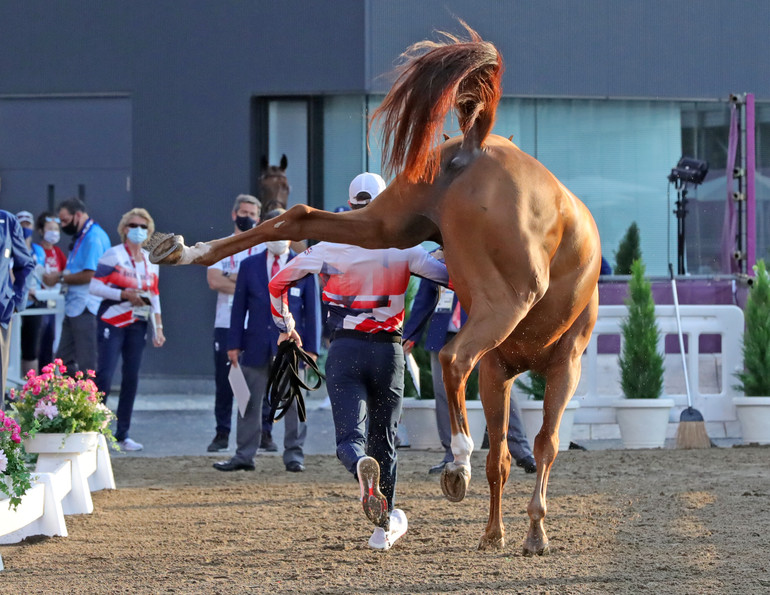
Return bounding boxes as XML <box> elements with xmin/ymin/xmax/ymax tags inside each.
<box><xmin>117</xmin><ymin>207</ymin><xmax>155</xmax><ymax>242</ymax></box>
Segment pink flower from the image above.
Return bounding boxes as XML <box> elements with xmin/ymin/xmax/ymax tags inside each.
<box><xmin>0</xmin><ymin>410</ymin><xmax>4</xmax><ymax>421</ymax></box>
<box><xmin>75</xmin><ymin>370</ymin><xmax>84</xmax><ymax>379</ymax></box>
<box><xmin>10</xmin><ymin>434</ymin><xmax>20</xmax><ymax>444</ymax></box>
<box><xmin>86</xmin><ymin>369</ymin><xmax>95</xmax><ymax>377</ymax></box>
<box><xmin>3</xmin><ymin>417</ymin><xmax>12</xmax><ymax>429</ymax></box>
<box><xmin>34</xmin><ymin>401</ymin><xmax>59</xmax><ymax>420</ymax></box>
<box><xmin>41</xmin><ymin>362</ymin><xmax>55</xmax><ymax>374</ymax></box>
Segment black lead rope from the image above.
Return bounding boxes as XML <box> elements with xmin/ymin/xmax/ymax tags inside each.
<box><xmin>265</xmin><ymin>341</ymin><xmax>324</xmax><ymax>423</ymax></box>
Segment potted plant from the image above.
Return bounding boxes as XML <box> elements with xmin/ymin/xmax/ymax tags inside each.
<box><xmin>733</xmin><ymin>259</ymin><xmax>770</xmax><ymax>444</ymax></box>
<box><xmin>614</xmin><ymin>221</ymin><xmax>642</xmax><ymax>274</ymax></box>
<box><xmin>613</xmin><ymin>259</ymin><xmax>674</xmax><ymax>448</ymax></box>
<box><xmin>9</xmin><ymin>359</ymin><xmax>116</xmax><ymax>452</ymax></box>
<box><xmin>514</xmin><ymin>371</ymin><xmax>579</xmax><ymax>451</ymax></box>
<box><xmin>0</xmin><ymin>411</ymin><xmax>32</xmax><ymax>510</ymax></box>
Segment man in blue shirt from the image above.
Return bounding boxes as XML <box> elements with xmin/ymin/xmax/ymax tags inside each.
<box><xmin>42</xmin><ymin>197</ymin><xmax>111</xmax><ymax>374</ymax></box>
<box><xmin>0</xmin><ymin>210</ymin><xmax>35</xmax><ymax>408</ymax></box>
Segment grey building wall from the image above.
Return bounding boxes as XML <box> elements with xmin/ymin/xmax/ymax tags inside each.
<box><xmin>1</xmin><ymin>0</ymin><xmax>768</xmax><ymax>381</ymax></box>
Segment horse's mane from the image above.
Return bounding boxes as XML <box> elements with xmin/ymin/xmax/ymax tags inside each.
<box><xmin>371</xmin><ymin>21</ymin><xmax>503</xmax><ymax>183</ymax></box>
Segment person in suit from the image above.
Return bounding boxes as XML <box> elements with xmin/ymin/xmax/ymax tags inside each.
<box><xmin>403</xmin><ymin>276</ymin><xmax>537</xmax><ymax>475</ymax></box>
<box><xmin>0</xmin><ymin>210</ymin><xmax>35</xmax><ymax>408</ymax></box>
<box><xmin>213</xmin><ymin>208</ymin><xmax>320</xmax><ymax>473</ymax></box>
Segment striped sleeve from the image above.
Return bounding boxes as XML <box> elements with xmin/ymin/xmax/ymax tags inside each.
<box><xmin>268</xmin><ymin>245</ymin><xmax>326</xmax><ymax>333</ymax></box>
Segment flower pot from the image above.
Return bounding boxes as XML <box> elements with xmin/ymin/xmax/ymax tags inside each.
<box><xmin>401</xmin><ymin>398</ymin><xmax>442</xmax><ymax>450</ymax></box>
<box><xmin>400</xmin><ymin>399</ymin><xmax>487</xmax><ymax>451</ymax></box>
<box><xmin>465</xmin><ymin>400</ymin><xmax>487</xmax><ymax>450</ymax></box>
<box><xmin>612</xmin><ymin>398</ymin><xmax>674</xmax><ymax>449</ymax></box>
<box><xmin>519</xmin><ymin>399</ymin><xmax>580</xmax><ymax>451</ymax></box>
<box><xmin>23</xmin><ymin>432</ymin><xmax>99</xmax><ymax>454</ymax></box>
<box><xmin>732</xmin><ymin>396</ymin><xmax>770</xmax><ymax>445</ymax></box>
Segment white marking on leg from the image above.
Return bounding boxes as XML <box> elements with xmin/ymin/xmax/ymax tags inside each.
<box><xmin>451</xmin><ymin>432</ymin><xmax>474</xmax><ymax>467</ymax></box>
<box><xmin>180</xmin><ymin>242</ymin><xmax>212</xmax><ymax>265</ymax></box>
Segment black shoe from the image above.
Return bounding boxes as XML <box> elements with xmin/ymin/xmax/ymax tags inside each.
<box><xmin>568</xmin><ymin>441</ymin><xmax>587</xmax><ymax>451</ymax></box>
<box><xmin>428</xmin><ymin>461</ymin><xmax>448</xmax><ymax>475</ymax></box>
<box><xmin>259</xmin><ymin>432</ymin><xmax>278</xmax><ymax>452</ymax></box>
<box><xmin>286</xmin><ymin>461</ymin><xmax>305</xmax><ymax>473</ymax></box>
<box><xmin>516</xmin><ymin>456</ymin><xmax>537</xmax><ymax>474</ymax></box>
<box><xmin>212</xmin><ymin>459</ymin><xmax>255</xmax><ymax>472</ymax></box>
<box><xmin>207</xmin><ymin>432</ymin><xmax>229</xmax><ymax>452</ymax></box>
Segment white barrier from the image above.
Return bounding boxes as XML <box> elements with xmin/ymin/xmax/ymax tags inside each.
<box><xmin>573</xmin><ymin>304</ymin><xmax>744</xmax><ymax>439</ymax></box>
<box><xmin>6</xmin><ymin>291</ymin><xmax>64</xmax><ymax>389</ymax></box>
<box><xmin>0</xmin><ymin>461</ymin><xmax>70</xmax><ymax>544</ymax></box>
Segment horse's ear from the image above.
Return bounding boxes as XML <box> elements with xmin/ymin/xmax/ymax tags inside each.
<box><xmin>508</xmin><ymin>135</ymin><xmax>514</xmax><ymax>142</ymax></box>
<box><xmin>260</xmin><ymin>156</ymin><xmax>268</xmax><ymax>172</ymax></box>
<box><xmin>280</xmin><ymin>154</ymin><xmax>288</xmax><ymax>171</ymax></box>
<box><xmin>443</xmin><ymin>133</ymin><xmax>450</xmax><ymax>141</ymax></box>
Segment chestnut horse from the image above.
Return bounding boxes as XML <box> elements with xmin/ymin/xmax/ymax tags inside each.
<box><xmin>149</xmin><ymin>24</ymin><xmax>600</xmax><ymax>554</ymax></box>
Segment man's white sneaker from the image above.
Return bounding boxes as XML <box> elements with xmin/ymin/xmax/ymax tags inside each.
<box><xmin>368</xmin><ymin>509</ymin><xmax>408</xmax><ymax>551</ymax></box>
<box><xmin>118</xmin><ymin>438</ymin><xmax>144</xmax><ymax>451</ymax></box>
<box><xmin>357</xmin><ymin>456</ymin><xmax>389</xmax><ymax>528</ymax></box>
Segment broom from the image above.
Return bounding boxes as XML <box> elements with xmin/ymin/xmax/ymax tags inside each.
<box><xmin>670</xmin><ymin>265</ymin><xmax>711</xmax><ymax>449</ymax></box>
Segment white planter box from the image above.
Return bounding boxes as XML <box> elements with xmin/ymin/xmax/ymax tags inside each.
<box><xmin>613</xmin><ymin>398</ymin><xmax>675</xmax><ymax>449</ymax></box>
<box><xmin>401</xmin><ymin>398</ymin><xmax>487</xmax><ymax>451</ymax></box>
<box><xmin>519</xmin><ymin>400</ymin><xmax>580</xmax><ymax>451</ymax></box>
<box><xmin>733</xmin><ymin>396</ymin><xmax>770</xmax><ymax>444</ymax></box>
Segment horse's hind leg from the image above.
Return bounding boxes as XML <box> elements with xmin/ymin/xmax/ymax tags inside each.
<box><xmin>477</xmin><ymin>351</ymin><xmax>516</xmax><ymax>551</ymax></box>
<box><xmin>523</xmin><ymin>293</ymin><xmax>597</xmax><ymax>556</ymax></box>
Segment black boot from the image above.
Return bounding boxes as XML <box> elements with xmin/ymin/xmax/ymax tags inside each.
<box><xmin>207</xmin><ymin>431</ymin><xmax>229</xmax><ymax>452</ymax></box>
<box><xmin>260</xmin><ymin>431</ymin><xmax>278</xmax><ymax>452</ymax></box>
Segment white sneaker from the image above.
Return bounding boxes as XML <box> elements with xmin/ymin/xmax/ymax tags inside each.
<box><xmin>118</xmin><ymin>438</ymin><xmax>144</xmax><ymax>451</ymax></box>
<box><xmin>368</xmin><ymin>509</ymin><xmax>408</xmax><ymax>551</ymax></box>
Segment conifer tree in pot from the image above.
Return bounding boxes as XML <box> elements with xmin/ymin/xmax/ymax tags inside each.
<box><xmin>614</xmin><ymin>222</ymin><xmax>642</xmax><ymax>275</ymax></box>
<box><xmin>613</xmin><ymin>259</ymin><xmax>673</xmax><ymax>448</ymax></box>
<box><xmin>733</xmin><ymin>259</ymin><xmax>770</xmax><ymax>444</ymax></box>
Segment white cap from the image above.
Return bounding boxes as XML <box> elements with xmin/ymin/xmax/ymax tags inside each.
<box><xmin>15</xmin><ymin>210</ymin><xmax>34</xmax><ymax>225</ymax></box>
<box><xmin>348</xmin><ymin>173</ymin><xmax>386</xmax><ymax>205</ymax></box>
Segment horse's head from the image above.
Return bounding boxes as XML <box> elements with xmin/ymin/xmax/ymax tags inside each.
<box><xmin>259</xmin><ymin>154</ymin><xmax>290</xmax><ymax>213</ymax></box>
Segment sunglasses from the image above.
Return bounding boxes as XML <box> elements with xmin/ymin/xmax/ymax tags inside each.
<box><xmin>126</xmin><ymin>223</ymin><xmax>148</xmax><ymax>229</ymax></box>
<box><xmin>45</xmin><ymin>217</ymin><xmax>61</xmax><ymax>224</ymax></box>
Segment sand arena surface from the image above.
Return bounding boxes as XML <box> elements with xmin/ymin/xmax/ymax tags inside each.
<box><xmin>2</xmin><ymin>447</ymin><xmax>769</xmax><ymax>594</ymax></box>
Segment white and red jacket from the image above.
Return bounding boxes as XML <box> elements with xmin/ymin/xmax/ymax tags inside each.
<box><xmin>269</xmin><ymin>243</ymin><xmax>448</xmax><ymax>336</ymax></box>
<box><xmin>89</xmin><ymin>244</ymin><xmax>160</xmax><ymax>327</ymax></box>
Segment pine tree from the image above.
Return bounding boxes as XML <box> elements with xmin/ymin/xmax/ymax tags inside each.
<box><xmin>614</xmin><ymin>222</ymin><xmax>642</xmax><ymax>275</ymax></box>
<box><xmin>735</xmin><ymin>259</ymin><xmax>770</xmax><ymax>396</ymax></box>
<box><xmin>618</xmin><ymin>259</ymin><xmax>664</xmax><ymax>399</ymax></box>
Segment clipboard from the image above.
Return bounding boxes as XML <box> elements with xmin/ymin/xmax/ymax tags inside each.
<box><xmin>228</xmin><ymin>363</ymin><xmax>251</xmax><ymax>417</ymax></box>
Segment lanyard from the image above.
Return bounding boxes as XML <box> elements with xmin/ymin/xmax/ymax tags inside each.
<box><xmin>228</xmin><ymin>246</ymin><xmax>254</xmax><ymax>270</ymax></box>
<box><xmin>67</xmin><ymin>218</ymin><xmax>94</xmax><ymax>264</ymax></box>
<box><xmin>125</xmin><ymin>243</ymin><xmax>149</xmax><ymax>291</ymax></box>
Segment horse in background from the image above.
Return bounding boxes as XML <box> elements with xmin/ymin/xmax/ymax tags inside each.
<box><xmin>259</xmin><ymin>154</ymin><xmax>290</xmax><ymax>214</ymax></box>
<box><xmin>149</xmin><ymin>22</ymin><xmax>601</xmax><ymax>555</ymax></box>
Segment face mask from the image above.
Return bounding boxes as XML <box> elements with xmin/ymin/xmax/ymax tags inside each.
<box><xmin>235</xmin><ymin>215</ymin><xmax>256</xmax><ymax>232</ymax></box>
<box><xmin>43</xmin><ymin>230</ymin><xmax>60</xmax><ymax>245</ymax></box>
<box><xmin>127</xmin><ymin>227</ymin><xmax>148</xmax><ymax>245</ymax></box>
<box><xmin>61</xmin><ymin>215</ymin><xmax>79</xmax><ymax>236</ymax></box>
<box><xmin>22</xmin><ymin>227</ymin><xmax>33</xmax><ymax>239</ymax></box>
<box><xmin>265</xmin><ymin>240</ymin><xmax>289</xmax><ymax>255</ymax></box>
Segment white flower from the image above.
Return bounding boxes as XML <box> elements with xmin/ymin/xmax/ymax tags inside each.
<box><xmin>0</xmin><ymin>449</ymin><xmax>7</xmax><ymax>473</ymax></box>
<box><xmin>34</xmin><ymin>401</ymin><xmax>59</xmax><ymax>420</ymax></box>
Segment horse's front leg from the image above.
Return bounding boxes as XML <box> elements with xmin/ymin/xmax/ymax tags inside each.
<box><xmin>477</xmin><ymin>353</ymin><xmax>515</xmax><ymax>551</ymax></box>
<box><xmin>438</xmin><ymin>304</ymin><xmax>521</xmax><ymax>506</ymax></box>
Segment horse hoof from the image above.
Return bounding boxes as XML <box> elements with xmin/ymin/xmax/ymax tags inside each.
<box><xmin>521</xmin><ymin>541</ymin><xmax>550</xmax><ymax>557</ymax></box>
<box><xmin>478</xmin><ymin>535</ymin><xmax>505</xmax><ymax>551</ymax></box>
<box><xmin>147</xmin><ymin>233</ymin><xmax>185</xmax><ymax>265</ymax></box>
<box><xmin>440</xmin><ymin>464</ymin><xmax>470</xmax><ymax>502</ymax></box>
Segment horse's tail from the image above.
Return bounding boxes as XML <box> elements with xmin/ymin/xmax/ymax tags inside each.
<box><xmin>371</xmin><ymin>21</ymin><xmax>503</xmax><ymax>183</ymax></box>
